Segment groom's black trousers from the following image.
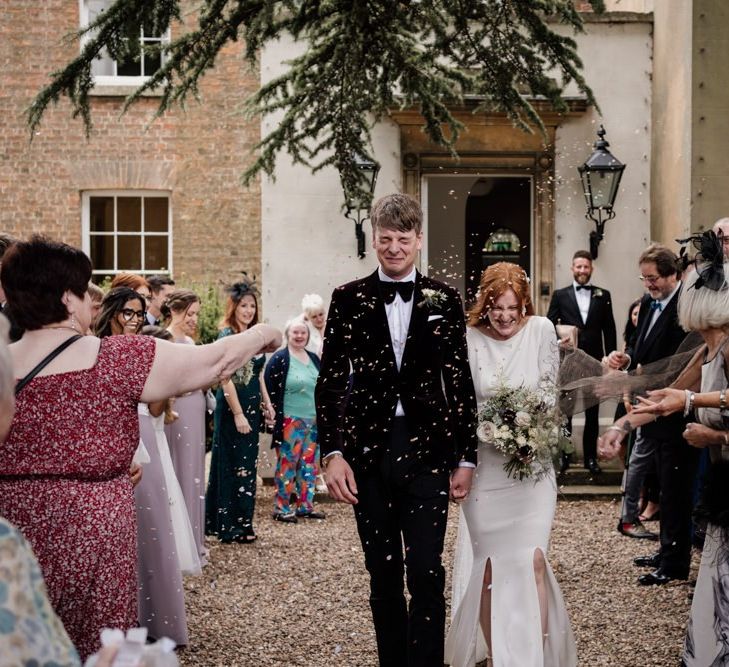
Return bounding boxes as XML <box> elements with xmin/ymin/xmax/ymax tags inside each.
<box><xmin>352</xmin><ymin>417</ymin><xmax>450</xmax><ymax>667</ymax></box>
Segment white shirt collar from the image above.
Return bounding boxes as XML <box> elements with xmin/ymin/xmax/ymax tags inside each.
<box><xmin>378</xmin><ymin>265</ymin><xmax>417</xmax><ymax>283</ymax></box>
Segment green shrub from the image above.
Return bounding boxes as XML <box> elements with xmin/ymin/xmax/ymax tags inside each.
<box><xmin>184</xmin><ymin>281</ymin><xmax>225</xmax><ymax>344</ymax></box>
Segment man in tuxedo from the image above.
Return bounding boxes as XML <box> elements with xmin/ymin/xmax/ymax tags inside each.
<box><xmin>316</xmin><ymin>193</ymin><xmax>477</xmax><ymax>667</ymax></box>
<box><xmin>547</xmin><ymin>250</ymin><xmax>616</xmax><ymax>474</ymax></box>
<box><xmin>145</xmin><ymin>275</ymin><xmax>176</xmax><ymax>326</ymax></box>
<box><xmin>605</xmin><ymin>244</ymin><xmax>699</xmax><ymax>584</ymax></box>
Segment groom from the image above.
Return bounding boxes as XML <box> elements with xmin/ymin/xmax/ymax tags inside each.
<box><xmin>315</xmin><ymin>193</ymin><xmax>478</xmax><ymax>667</ymax></box>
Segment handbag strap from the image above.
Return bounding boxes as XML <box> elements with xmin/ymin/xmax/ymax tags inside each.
<box><xmin>15</xmin><ymin>334</ymin><xmax>84</xmax><ymax>396</ymax></box>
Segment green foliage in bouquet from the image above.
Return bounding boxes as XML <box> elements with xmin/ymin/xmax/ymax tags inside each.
<box><xmin>477</xmin><ymin>376</ymin><xmax>572</xmax><ymax>481</ymax></box>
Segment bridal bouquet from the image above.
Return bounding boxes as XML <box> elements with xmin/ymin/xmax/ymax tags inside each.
<box><xmin>477</xmin><ymin>376</ymin><xmax>570</xmax><ymax>480</ymax></box>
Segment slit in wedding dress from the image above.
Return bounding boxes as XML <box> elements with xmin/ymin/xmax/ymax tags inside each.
<box><xmin>479</xmin><ymin>557</ymin><xmax>493</xmax><ymax>660</ymax></box>
<box><xmin>533</xmin><ymin>547</ymin><xmax>549</xmax><ymax>644</ymax></box>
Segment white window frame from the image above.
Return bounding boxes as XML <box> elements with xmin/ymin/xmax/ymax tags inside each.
<box><xmin>79</xmin><ymin>0</ymin><xmax>171</xmax><ymax>87</ymax></box>
<box><xmin>81</xmin><ymin>190</ymin><xmax>173</xmax><ymax>278</ymax></box>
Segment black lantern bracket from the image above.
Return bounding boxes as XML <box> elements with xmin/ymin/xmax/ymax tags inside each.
<box><xmin>343</xmin><ymin>154</ymin><xmax>380</xmax><ymax>260</ymax></box>
<box><xmin>344</xmin><ymin>206</ymin><xmax>369</xmax><ymax>259</ymax></box>
<box><xmin>577</xmin><ymin>125</ymin><xmax>626</xmax><ymax>259</ymax></box>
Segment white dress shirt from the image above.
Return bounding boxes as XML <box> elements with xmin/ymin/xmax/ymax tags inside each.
<box><xmin>573</xmin><ymin>281</ymin><xmax>591</xmax><ymax>324</ymax></box>
<box><xmin>645</xmin><ymin>281</ymin><xmax>681</xmax><ymax>337</ymax></box>
<box><xmin>379</xmin><ymin>265</ymin><xmax>416</xmax><ymax>416</ymax></box>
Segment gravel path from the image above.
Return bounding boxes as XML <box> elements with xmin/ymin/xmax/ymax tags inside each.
<box><xmin>179</xmin><ymin>488</ymin><xmax>696</xmax><ymax>666</ymax></box>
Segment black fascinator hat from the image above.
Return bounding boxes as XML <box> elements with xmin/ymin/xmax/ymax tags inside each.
<box><xmin>676</xmin><ymin>230</ymin><xmax>726</xmax><ymax>291</ymax></box>
<box><xmin>226</xmin><ymin>272</ymin><xmax>259</xmax><ymax>301</ymax></box>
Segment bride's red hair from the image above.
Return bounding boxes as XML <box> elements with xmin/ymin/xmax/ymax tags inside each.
<box><xmin>466</xmin><ymin>262</ymin><xmax>534</xmax><ymax>327</ymax></box>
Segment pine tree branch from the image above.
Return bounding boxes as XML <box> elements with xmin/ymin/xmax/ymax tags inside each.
<box><xmin>27</xmin><ymin>0</ymin><xmax>605</xmax><ymax>201</ymax></box>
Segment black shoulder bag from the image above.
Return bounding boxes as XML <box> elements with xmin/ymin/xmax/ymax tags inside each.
<box><xmin>15</xmin><ymin>334</ymin><xmax>83</xmax><ymax>396</ymax></box>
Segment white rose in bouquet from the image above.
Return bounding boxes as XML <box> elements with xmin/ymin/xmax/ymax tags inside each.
<box><xmin>514</xmin><ymin>411</ymin><xmax>531</xmax><ymax>427</ymax></box>
<box><xmin>477</xmin><ymin>421</ymin><xmax>496</xmax><ymax>443</ymax></box>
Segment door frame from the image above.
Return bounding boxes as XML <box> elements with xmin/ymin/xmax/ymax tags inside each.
<box><xmin>421</xmin><ymin>172</ymin><xmax>535</xmax><ymax>296</ymax></box>
<box><xmin>410</xmin><ymin>151</ymin><xmax>554</xmax><ymax>313</ymax></box>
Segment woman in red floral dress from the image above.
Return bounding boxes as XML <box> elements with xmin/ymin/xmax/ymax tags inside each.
<box><xmin>0</xmin><ymin>237</ymin><xmax>281</xmax><ymax>659</ymax></box>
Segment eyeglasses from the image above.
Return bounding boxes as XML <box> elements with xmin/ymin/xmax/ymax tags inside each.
<box><xmin>120</xmin><ymin>308</ymin><xmax>146</xmax><ymax>321</ymax></box>
<box><xmin>638</xmin><ymin>274</ymin><xmax>662</xmax><ymax>284</ymax></box>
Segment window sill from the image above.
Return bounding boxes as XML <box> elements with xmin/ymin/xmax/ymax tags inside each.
<box><xmin>90</xmin><ymin>82</ymin><xmax>163</xmax><ymax>98</ymax></box>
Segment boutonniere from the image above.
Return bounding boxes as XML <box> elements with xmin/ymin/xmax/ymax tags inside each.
<box><xmin>418</xmin><ymin>288</ymin><xmax>447</xmax><ymax>309</ymax></box>
<box><xmin>593</xmin><ymin>288</ymin><xmax>604</xmax><ymax>298</ymax></box>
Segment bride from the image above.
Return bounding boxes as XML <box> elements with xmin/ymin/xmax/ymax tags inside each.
<box><xmin>445</xmin><ymin>263</ymin><xmax>577</xmax><ymax>667</ymax></box>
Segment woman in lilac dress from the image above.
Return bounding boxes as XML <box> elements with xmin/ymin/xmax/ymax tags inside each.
<box><xmin>164</xmin><ymin>289</ymin><xmax>208</xmax><ymax>564</ymax></box>
<box><xmin>95</xmin><ymin>288</ymin><xmax>190</xmax><ymax>644</ymax></box>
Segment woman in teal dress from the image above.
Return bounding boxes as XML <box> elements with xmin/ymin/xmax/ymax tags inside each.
<box><xmin>205</xmin><ymin>279</ymin><xmax>274</xmax><ymax>543</ymax></box>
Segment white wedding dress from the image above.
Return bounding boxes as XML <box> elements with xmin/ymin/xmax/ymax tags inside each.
<box><xmin>445</xmin><ymin>317</ymin><xmax>577</xmax><ymax>667</ymax></box>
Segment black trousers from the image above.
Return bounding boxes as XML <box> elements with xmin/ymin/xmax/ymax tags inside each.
<box><xmin>352</xmin><ymin>418</ymin><xmax>450</xmax><ymax>667</ymax></box>
<box><xmin>565</xmin><ymin>403</ymin><xmax>599</xmax><ymax>464</ymax></box>
<box><xmin>651</xmin><ymin>435</ymin><xmax>700</xmax><ymax>577</ymax></box>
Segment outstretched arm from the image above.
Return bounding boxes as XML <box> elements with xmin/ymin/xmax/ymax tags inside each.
<box><xmin>140</xmin><ymin>324</ymin><xmax>281</xmax><ymax>403</ymax></box>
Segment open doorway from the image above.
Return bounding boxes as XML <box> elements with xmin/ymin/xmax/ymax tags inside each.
<box><xmin>424</xmin><ymin>175</ymin><xmax>533</xmax><ymax>305</ymax></box>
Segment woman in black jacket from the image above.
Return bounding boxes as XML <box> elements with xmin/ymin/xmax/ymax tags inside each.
<box><xmin>264</xmin><ymin>317</ymin><xmax>323</xmax><ymax>523</ymax></box>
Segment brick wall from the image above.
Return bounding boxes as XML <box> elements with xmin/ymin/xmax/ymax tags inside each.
<box><xmin>0</xmin><ymin>0</ymin><xmax>261</xmax><ymax>285</ymax></box>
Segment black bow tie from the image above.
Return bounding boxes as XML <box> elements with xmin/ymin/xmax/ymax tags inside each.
<box><xmin>575</xmin><ymin>284</ymin><xmax>593</xmax><ymax>291</ymax></box>
<box><xmin>379</xmin><ymin>280</ymin><xmax>415</xmax><ymax>304</ymax></box>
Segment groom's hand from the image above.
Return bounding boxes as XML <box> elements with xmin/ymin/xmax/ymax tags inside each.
<box><xmin>449</xmin><ymin>467</ymin><xmax>473</xmax><ymax>503</ymax></box>
<box><xmin>324</xmin><ymin>456</ymin><xmax>359</xmax><ymax>505</ymax></box>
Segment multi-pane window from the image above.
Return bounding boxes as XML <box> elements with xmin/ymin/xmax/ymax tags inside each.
<box><xmin>82</xmin><ymin>0</ymin><xmax>169</xmax><ymax>83</ymax></box>
<box><xmin>82</xmin><ymin>191</ymin><xmax>172</xmax><ymax>280</ymax></box>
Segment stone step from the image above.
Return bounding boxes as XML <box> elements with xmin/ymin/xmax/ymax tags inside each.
<box><xmin>558</xmin><ymin>484</ymin><xmax>622</xmax><ymax>499</ymax></box>
<box><xmin>559</xmin><ymin>464</ymin><xmax>623</xmax><ymax>486</ymax></box>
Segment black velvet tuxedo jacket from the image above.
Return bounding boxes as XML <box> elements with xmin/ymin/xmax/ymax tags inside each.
<box><xmin>626</xmin><ymin>288</ymin><xmax>689</xmax><ymax>440</ymax></box>
<box><xmin>315</xmin><ymin>270</ymin><xmax>478</xmax><ymax>472</ymax></box>
<box><xmin>546</xmin><ymin>284</ymin><xmax>617</xmax><ymax>360</ymax></box>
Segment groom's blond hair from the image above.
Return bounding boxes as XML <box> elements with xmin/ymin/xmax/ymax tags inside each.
<box><xmin>370</xmin><ymin>194</ymin><xmax>422</xmax><ymax>235</ymax></box>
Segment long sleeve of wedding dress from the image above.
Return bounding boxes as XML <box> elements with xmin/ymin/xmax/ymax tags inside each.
<box><xmin>445</xmin><ymin>317</ymin><xmax>577</xmax><ymax>667</ymax></box>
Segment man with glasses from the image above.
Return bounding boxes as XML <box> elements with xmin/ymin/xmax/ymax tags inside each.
<box><xmin>605</xmin><ymin>244</ymin><xmax>699</xmax><ymax>585</ymax></box>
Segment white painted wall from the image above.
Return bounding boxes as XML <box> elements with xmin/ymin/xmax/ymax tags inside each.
<box><xmin>261</xmin><ymin>15</ymin><xmax>653</xmax><ymax>342</ymax></box>
<box><xmin>260</xmin><ymin>35</ymin><xmax>401</xmax><ymax>329</ymax></box>
<box><xmin>553</xmin><ymin>17</ymin><xmax>653</xmax><ymax>343</ymax></box>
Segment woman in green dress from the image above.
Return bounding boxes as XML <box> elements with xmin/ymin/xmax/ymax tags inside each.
<box><xmin>205</xmin><ymin>280</ymin><xmax>274</xmax><ymax>543</ymax></box>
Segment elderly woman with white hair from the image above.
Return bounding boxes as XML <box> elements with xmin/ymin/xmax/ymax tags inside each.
<box><xmin>301</xmin><ymin>293</ymin><xmax>327</xmax><ymax>356</ymax></box>
<box><xmin>603</xmin><ymin>230</ymin><xmax>729</xmax><ymax>666</ymax></box>
<box><xmin>264</xmin><ymin>316</ymin><xmax>325</xmax><ymax>523</ymax></box>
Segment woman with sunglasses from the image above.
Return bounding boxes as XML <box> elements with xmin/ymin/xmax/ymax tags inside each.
<box><xmin>162</xmin><ymin>289</ymin><xmax>208</xmax><ymax>564</ymax></box>
<box><xmin>0</xmin><ymin>237</ymin><xmax>280</xmax><ymax>659</ymax></box>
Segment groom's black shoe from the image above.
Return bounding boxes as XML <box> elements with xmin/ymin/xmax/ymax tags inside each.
<box><xmin>638</xmin><ymin>568</ymin><xmax>687</xmax><ymax>586</ymax></box>
<box><xmin>558</xmin><ymin>452</ymin><xmax>571</xmax><ymax>475</ymax></box>
<box><xmin>633</xmin><ymin>553</ymin><xmax>661</xmax><ymax>568</ymax></box>
<box><xmin>585</xmin><ymin>458</ymin><xmax>602</xmax><ymax>475</ymax></box>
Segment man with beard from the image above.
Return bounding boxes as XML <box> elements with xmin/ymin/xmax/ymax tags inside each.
<box><xmin>548</xmin><ymin>249</ymin><xmax>616</xmax><ymax>475</ymax></box>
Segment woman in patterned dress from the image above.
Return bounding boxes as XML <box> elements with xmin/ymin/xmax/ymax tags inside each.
<box><xmin>0</xmin><ymin>237</ymin><xmax>281</xmax><ymax>659</ymax></box>
<box><xmin>206</xmin><ymin>280</ymin><xmax>274</xmax><ymax>543</ymax></box>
